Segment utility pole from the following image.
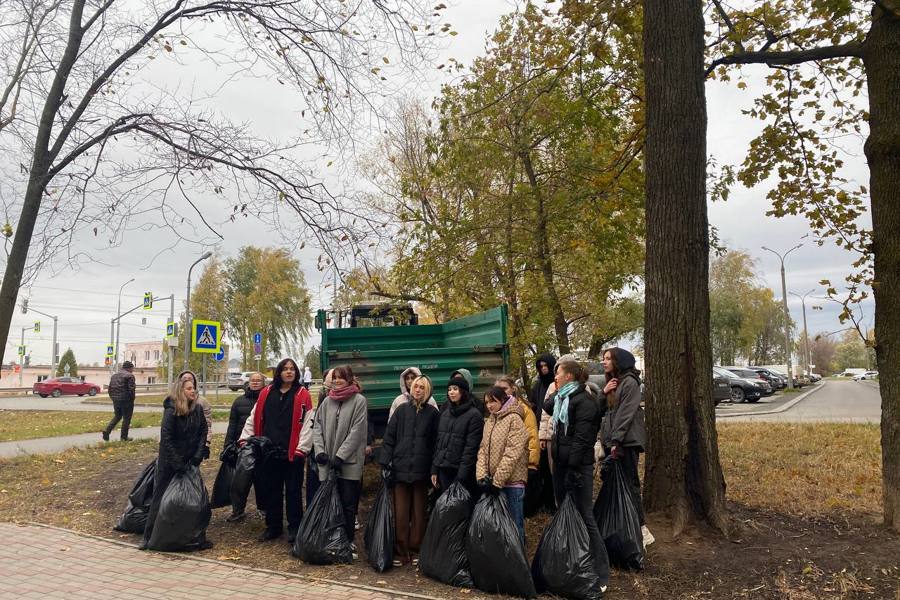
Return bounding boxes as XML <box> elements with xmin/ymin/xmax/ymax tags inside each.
<box><xmin>762</xmin><ymin>242</ymin><xmax>804</xmax><ymax>389</ymax></box>
<box><xmin>114</xmin><ymin>278</ymin><xmax>135</xmax><ymax>372</ymax></box>
<box><xmin>21</xmin><ymin>301</ymin><xmax>59</xmax><ymax>380</ymax></box>
<box><xmin>168</xmin><ymin>294</ymin><xmax>175</xmax><ymax>387</ymax></box>
<box><xmin>183</xmin><ymin>251</ymin><xmax>213</xmax><ymax>370</ymax></box>
<box><xmin>19</xmin><ymin>324</ymin><xmax>34</xmax><ymax>386</ymax></box>
<box><xmin>790</xmin><ymin>289</ymin><xmax>816</xmax><ymax>376</ymax></box>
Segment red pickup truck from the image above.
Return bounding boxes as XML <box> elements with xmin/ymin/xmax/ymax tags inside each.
<box><xmin>33</xmin><ymin>377</ymin><xmax>101</xmax><ymax>398</ymax></box>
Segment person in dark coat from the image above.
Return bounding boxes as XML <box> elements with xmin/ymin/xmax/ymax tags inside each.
<box><xmin>529</xmin><ymin>353</ymin><xmax>557</xmax><ymax>513</ymax></box>
<box><xmin>222</xmin><ymin>371</ymin><xmax>265</xmax><ymax>522</ymax></box>
<box><xmin>431</xmin><ymin>376</ymin><xmax>483</xmax><ymax>496</ymax></box>
<box><xmin>544</xmin><ymin>360</ymin><xmax>609</xmax><ymax>589</ymax></box>
<box><xmin>380</xmin><ymin>375</ymin><xmax>439</xmax><ymax>566</ymax></box>
<box><xmin>139</xmin><ymin>377</ymin><xmax>209</xmax><ymax>550</ymax></box>
<box><xmin>599</xmin><ymin>347</ymin><xmax>652</xmax><ymax>546</ymax></box>
<box><xmin>239</xmin><ymin>358</ymin><xmax>312</xmax><ymax>543</ymax></box>
<box><xmin>102</xmin><ymin>360</ymin><xmax>136</xmax><ymax>441</ymax></box>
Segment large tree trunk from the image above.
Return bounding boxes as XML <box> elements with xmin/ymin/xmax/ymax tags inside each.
<box><xmin>863</xmin><ymin>4</ymin><xmax>900</xmax><ymax>532</ymax></box>
<box><xmin>641</xmin><ymin>0</ymin><xmax>729</xmax><ymax>534</ymax></box>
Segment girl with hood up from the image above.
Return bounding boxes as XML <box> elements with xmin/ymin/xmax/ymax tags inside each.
<box><xmin>599</xmin><ymin>347</ymin><xmax>652</xmax><ymax>547</ymax></box>
<box><xmin>312</xmin><ymin>364</ymin><xmax>369</xmax><ymax>552</ymax></box>
<box><xmin>430</xmin><ymin>375</ymin><xmax>483</xmax><ymax>495</ymax></box>
<box><xmin>389</xmin><ymin>367</ymin><xmax>438</xmax><ymax>420</ymax></box>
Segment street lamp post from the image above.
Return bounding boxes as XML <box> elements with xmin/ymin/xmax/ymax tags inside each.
<box><xmin>762</xmin><ymin>242</ymin><xmax>804</xmax><ymax>389</ymax></box>
<box><xmin>790</xmin><ymin>289</ymin><xmax>816</xmax><ymax>377</ymax></box>
<box><xmin>25</xmin><ymin>307</ymin><xmax>59</xmax><ymax>379</ymax></box>
<box><xmin>183</xmin><ymin>251</ymin><xmax>213</xmax><ymax>371</ymax></box>
<box><xmin>113</xmin><ymin>278</ymin><xmax>135</xmax><ymax>372</ymax></box>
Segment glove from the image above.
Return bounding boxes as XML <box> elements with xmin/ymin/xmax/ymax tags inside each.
<box><xmin>564</xmin><ymin>468</ymin><xmax>583</xmax><ymax>492</ymax></box>
<box><xmin>610</xmin><ymin>445</ymin><xmax>625</xmax><ymax>460</ymax></box>
<box><xmin>331</xmin><ymin>456</ymin><xmax>344</xmax><ymax>472</ymax></box>
<box><xmin>381</xmin><ymin>467</ymin><xmax>394</xmax><ymax>485</ymax></box>
<box><xmin>477</xmin><ymin>477</ymin><xmax>494</xmax><ymax>493</ymax></box>
<box><xmin>315</xmin><ymin>453</ymin><xmax>329</xmax><ymax>465</ymax></box>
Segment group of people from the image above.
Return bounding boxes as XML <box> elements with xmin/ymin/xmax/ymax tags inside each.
<box><xmin>127</xmin><ymin>347</ymin><xmax>650</xmax><ymax>589</ymax></box>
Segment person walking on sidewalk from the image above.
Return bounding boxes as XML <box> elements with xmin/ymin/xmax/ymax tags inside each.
<box><xmin>140</xmin><ymin>376</ymin><xmax>209</xmax><ymax>550</ymax></box>
<box><xmin>103</xmin><ymin>360</ymin><xmax>136</xmax><ymax>441</ymax></box>
<box><xmin>303</xmin><ymin>366</ymin><xmax>313</xmax><ymax>390</ymax></box>
<box><xmin>240</xmin><ymin>358</ymin><xmax>313</xmax><ymax>543</ymax></box>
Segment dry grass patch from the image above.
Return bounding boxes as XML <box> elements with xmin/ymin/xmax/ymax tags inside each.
<box><xmin>717</xmin><ymin>422</ymin><xmax>881</xmax><ymax>517</ymax></box>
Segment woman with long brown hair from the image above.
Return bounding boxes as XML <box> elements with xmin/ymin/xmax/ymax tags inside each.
<box><xmin>600</xmin><ymin>347</ymin><xmax>651</xmax><ymax>546</ymax></box>
<box><xmin>140</xmin><ymin>376</ymin><xmax>209</xmax><ymax>550</ymax></box>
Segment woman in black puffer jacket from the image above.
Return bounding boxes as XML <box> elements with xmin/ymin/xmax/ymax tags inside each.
<box><xmin>140</xmin><ymin>376</ymin><xmax>209</xmax><ymax>550</ymax></box>
<box><xmin>380</xmin><ymin>375</ymin><xmax>439</xmax><ymax>566</ymax></box>
<box><xmin>431</xmin><ymin>375</ymin><xmax>483</xmax><ymax>496</ymax></box>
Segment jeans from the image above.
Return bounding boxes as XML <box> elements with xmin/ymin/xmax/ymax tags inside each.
<box><xmin>502</xmin><ymin>487</ymin><xmax>526</xmax><ymax>548</ymax></box>
<box><xmin>104</xmin><ymin>401</ymin><xmax>134</xmax><ymax>439</ymax></box>
<box><xmin>263</xmin><ymin>457</ymin><xmax>304</xmax><ymax>534</ymax></box>
<box><xmin>336</xmin><ymin>477</ymin><xmax>362</xmax><ymax>543</ymax></box>
<box><xmin>553</xmin><ymin>463</ymin><xmax>610</xmax><ymax>587</ymax></box>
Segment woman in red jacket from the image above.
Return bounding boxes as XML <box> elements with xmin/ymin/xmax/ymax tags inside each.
<box><xmin>239</xmin><ymin>358</ymin><xmax>312</xmax><ymax>543</ymax></box>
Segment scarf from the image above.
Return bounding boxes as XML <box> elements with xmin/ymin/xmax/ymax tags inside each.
<box><xmin>328</xmin><ymin>383</ymin><xmax>361</xmax><ymax>402</ymax></box>
<box><xmin>552</xmin><ymin>382</ymin><xmax>579</xmax><ymax>435</ymax></box>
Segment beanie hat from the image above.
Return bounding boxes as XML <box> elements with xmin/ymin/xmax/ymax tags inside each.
<box><xmin>447</xmin><ymin>376</ymin><xmax>470</xmax><ymax>394</ymax></box>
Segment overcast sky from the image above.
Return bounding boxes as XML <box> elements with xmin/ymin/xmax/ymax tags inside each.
<box><xmin>5</xmin><ymin>0</ymin><xmax>871</xmax><ymax>369</ymax></box>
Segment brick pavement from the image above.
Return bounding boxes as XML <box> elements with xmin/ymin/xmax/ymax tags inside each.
<box><xmin>0</xmin><ymin>523</ymin><xmax>433</xmax><ymax>599</ymax></box>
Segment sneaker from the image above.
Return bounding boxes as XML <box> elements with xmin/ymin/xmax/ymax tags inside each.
<box><xmin>101</xmin><ymin>431</ymin><xmax>110</xmax><ymax>442</ymax></box>
<box><xmin>120</xmin><ymin>437</ymin><xmax>132</xmax><ymax>442</ymax></box>
<box><xmin>354</xmin><ymin>517</ymin><xmax>361</xmax><ymax>531</ymax></box>
<box><xmin>137</xmin><ymin>540</ymin><xmax>148</xmax><ymax>551</ymax></box>
<box><xmin>225</xmin><ymin>511</ymin><xmax>246</xmax><ymax>523</ymax></box>
<box><xmin>350</xmin><ymin>542</ymin><xmax>358</xmax><ymax>560</ymax></box>
<box><xmin>641</xmin><ymin>525</ymin><xmax>655</xmax><ymax>548</ymax></box>
<box><xmin>198</xmin><ymin>539</ymin><xmax>214</xmax><ymax>550</ymax></box>
<box><xmin>259</xmin><ymin>528</ymin><xmax>282</xmax><ymax>541</ymax></box>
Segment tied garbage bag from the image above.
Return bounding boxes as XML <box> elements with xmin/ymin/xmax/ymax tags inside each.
<box><xmin>466</xmin><ymin>492</ymin><xmax>536</xmax><ymax>598</ymax></box>
<box><xmin>292</xmin><ymin>478</ymin><xmax>353</xmax><ymax>564</ymax></box>
<box><xmin>147</xmin><ymin>466</ymin><xmax>211</xmax><ymax>551</ymax></box>
<box><xmin>364</xmin><ymin>483</ymin><xmax>394</xmax><ymax>572</ymax></box>
<box><xmin>211</xmin><ymin>461</ymin><xmax>235</xmax><ymax>509</ymax></box>
<box><xmin>532</xmin><ymin>495</ymin><xmax>604</xmax><ymax>600</ymax></box>
<box><xmin>231</xmin><ymin>441</ymin><xmax>258</xmax><ymax>513</ymax></box>
<box><xmin>594</xmin><ymin>458</ymin><xmax>644</xmax><ymax>570</ymax></box>
<box><xmin>419</xmin><ymin>481</ymin><xmax>474</xmax><ymax>588</ymax></box>
<box><xmin>114</xmin><ymin>461</ymin><xmax>156</xmax><ymax>533</ymax></box>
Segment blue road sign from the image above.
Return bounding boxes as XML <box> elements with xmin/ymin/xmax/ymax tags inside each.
<box><xmin>166</xmin><ymin>321</ymin><xmax>176</xmax><ymax>337</ymax></box>
<box><xmin>214</xmin><ymin>347</ymin><xmax>225</xmax><ymax>361</ymax></box>
<box><xmin>192</xmin><ymin>319</ymin><xmax>220</xmax><ymax>354</ymax></box>
<box><xmin>253</xmin><ymin>332</ymin><xmax>262</xmax><ymax>345</ymax></box>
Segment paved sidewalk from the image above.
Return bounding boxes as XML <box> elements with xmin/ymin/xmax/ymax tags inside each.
<box><xmin>0</xmin><ymin>422</ymin><xmax>229</xmax><ymax>459</ymax></box>
<box><xmin>0</xmin><ymin>523</ymin><xmax>426</xmax><ymax>599</ymax></box>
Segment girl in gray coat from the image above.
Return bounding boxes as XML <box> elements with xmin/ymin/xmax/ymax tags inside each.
<box><xmin>312</xmin><ymin>364</ymin><xmax>368</xmax><ymax>549</ymax></box>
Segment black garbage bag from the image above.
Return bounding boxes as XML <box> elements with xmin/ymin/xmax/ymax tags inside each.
<box><xmin>523</xmin><ymin>468</ymin><xmax>543</xmax><ymax>518</ymax></box>
<box><xmin>211</xmin><ymin>460</ymin><xmax>235</xmax><ymax>509</ymax></box>
<box><xmin>466</xmin><ymin>492</ymin><xmax>536</xmax><ymax>598</ymax></box>
<box><xmin>594</xmin><ymin>457</ymin><xmax>644</xmax><ymax>570</ymax></box>
<box><xmin>114</xmin><ymin>461</ymin><xmax>155</xmax><ymax>533</ymax></box>
<box><xmin>147</xmin><ymin>466</ymin><xmax>211</xmax><ymax>551</ymax></box>
<box><xmin>364</xmin><ymin>483</ymin><xmax>394</xmax><ymax>572</ymax></box>
<box><xmin>219</xmin><ymin>442</ymin><xmax>238</xmax><ymax>466</ymax></box>
<box><xmin>231</xmin><ymin>442</ymin><xmax>257</xmax><ymax>513</ymax></box>
<box><xmin>532</xmin><ymin>494</ymin><xmax>604</xmax><ymax>600</ymax></box>
<box><xmin>292</xmin><ymin>477</ymin><xmax>353</xmax><ymax>564</ymax></box>
<box><xmin>419</xmin><ymin>481</ymin><xmax>474</xmax><ymax>588</ymax></box>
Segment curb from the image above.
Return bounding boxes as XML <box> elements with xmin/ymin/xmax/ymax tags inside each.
<box><xmin>716</xmin><ymin>382</ymin><xmax>825</xmax><ymax>418</ymax></box>
<box><xmin>21</xmin><ymin>521</ymin><xmax>444</xmax><ymax>600</ymax></box>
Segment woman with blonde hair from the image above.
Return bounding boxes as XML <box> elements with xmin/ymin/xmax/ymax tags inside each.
<box><xmin>140</xmin><ymin>376</ymin><xmax>209</xmax><ymax>550</ymax></box>
<box><xmin>380</xmin><ymin>375</ymin><xmax>439</xmax><ymax>565</ymax></box>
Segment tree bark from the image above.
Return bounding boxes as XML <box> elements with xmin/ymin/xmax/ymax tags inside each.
<box><xmin>863</xmin><ymin>4</ymin><xmax>900</xmax><ymax>532</ymax></box>
<box><xmin>642</xmin><ymin>0</ymin><xmax>729</xmax><ymax>534</ymax></box>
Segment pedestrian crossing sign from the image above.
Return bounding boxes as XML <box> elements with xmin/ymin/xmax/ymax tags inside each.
<box><xmin>191</xmin><ymin>319</ymin><xmax>220</xmax><ymax>354</ymax></box>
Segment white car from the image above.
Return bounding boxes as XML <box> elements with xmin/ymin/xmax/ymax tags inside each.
<box><xmin>227</xmin><ymin>371</ymin><xmax>266</xmax><ymax>391</ymax></box>
<box><xmin>853</xmin><ymin>371</ymin><xmax>879</xmax><ymax>381</ymax></box>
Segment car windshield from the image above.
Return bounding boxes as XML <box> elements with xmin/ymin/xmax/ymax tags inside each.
<box><xmin>713</xmin><ymin>367</ymin><xmax>733</xmax><ymax>378</ymax></box>
<box><xmin>730</xmin><ymin>369</ymin><xmax>757</xmax><ymax>378</ymax></box>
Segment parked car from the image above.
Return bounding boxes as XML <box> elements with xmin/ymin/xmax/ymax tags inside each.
<box><xmin>853</xmin><ymin>370</ymin><xmax>879</xmax><ymax>381</ymax></box>
<box><xmin>808</xmin><ymin>373</ymin><xmax>822</xmax><ymax>382</ymax></box>
<box><xmin>33</xmin><ymin>377</ymin><xmax>101</xmax><ymax>398</ymax></box>
<box><xmin>750</xmin><ymin>367</ymin><xmax>786</xmax><ymax>390</ymax></box>
<box><xmin>227</xmin><ymin>371</ymin><xmax>267</xmax><ymax>391</ymax></box>
<box><xmin>715</xmin><ymin>366</ymin><xmax>764</xmax><ymax>403</ymax></box>
<box><xmin>724</xmin><ymin>367</ymin><xmax>774</xmax><ymax>396</ymax></box>
<box><xmin>712</xmin><ymin>368</ymin><xmax>732</xmax><ymax>405</ymax></box>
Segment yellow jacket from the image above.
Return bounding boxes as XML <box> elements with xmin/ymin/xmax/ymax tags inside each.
<box><xmin>518</xmin><ymin>398</ymin><xmax>540</xmax><ymax>470</ymax></box>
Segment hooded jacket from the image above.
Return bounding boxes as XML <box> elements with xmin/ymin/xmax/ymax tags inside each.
<box><xmin>476</xmin><ymin>399</ymin><xmax>529</xmax><ymax>488</ymax></box>
<box><xmin>157</xmin><ymin>397</ymin><xmax>207</xmax><ymax>473</ymax></box>
<box><xmin>431</xmin><ymin>394</ymin><xmax>484</xmax><ymax>481</ymax></box>
<box><xmin>528</xmin><ymin>354</ymin><xmax>556</xmax><ymax>416</ymax></box>
<box><xmin>380</xmin><ymin>400</ymin><xmax>439</xmax><ymax>483</ymax></box>
<box><xmin>543</xmin><ymin>383</ymin><xmax>598</xmax><ymax>469</ymax></box>
<box><xmin>239</xmin><ymin>383</ymin><xmax>312</xmax><ymax>461</ymax></box>
<box><xmin>224</xmin><ymin>388</ymin><xmax>258</xmax><ymax>448</ymax></box>
<box><xmin>178</xmin><ymin>370</ymin><xmax>213</xmax><ymax>444</ymax></box>
<box><xmin>450</xmin><ymin>368</ymin><xmax>474</xmax><ymax>391</ymax></box>
<box><xmin>600</xmin><ymin>348</ymin><xmax>647</xmax><ymax>450</ymax></box>
<box><xmin>518</xmin><ymin>398</ymin><xmax>540</xmax><ymax>470</ymax></box>
<box><xmin>388</xmin><ymin>367</ymin><xmax>438</xmax><ymax>420</ymax></box>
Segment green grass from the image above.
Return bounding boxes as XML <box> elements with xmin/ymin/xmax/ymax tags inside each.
<box><xmin>0</xmin><ymin>409</ymin><xmax>228</xmax><ymax>442</ymax></box>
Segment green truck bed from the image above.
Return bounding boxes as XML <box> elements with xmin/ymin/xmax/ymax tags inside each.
<box><xmin>317</xmin><ymin>305</ymin><xmax>509</xmax><ymax>415</ymax></box>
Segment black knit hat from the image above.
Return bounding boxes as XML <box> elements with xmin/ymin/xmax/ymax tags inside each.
<box><xmin>447</xmin><ymin>376</ymin><xmax>470</xmax><ymax>394</ymax></box>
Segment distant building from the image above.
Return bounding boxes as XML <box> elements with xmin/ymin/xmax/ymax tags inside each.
<box><xmin>0</xmin><ymin>364</ymin><xmax>159</xmax><ymax>388</ymax></box>
<box><xmin>124</xmin><ymin>341</ymin><xmax>165</xmax><ymax>369</ymax></box>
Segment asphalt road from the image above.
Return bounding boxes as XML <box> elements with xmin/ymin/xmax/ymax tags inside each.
<box><xmin>716</xmin><ymin>379</ymin><xmax>880</xmax><ymax>423</ymax></box>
